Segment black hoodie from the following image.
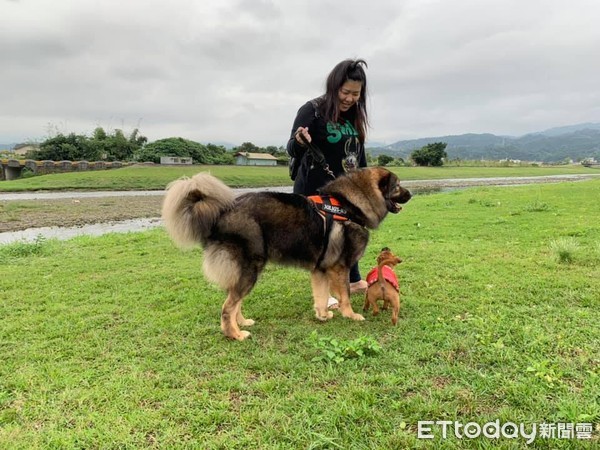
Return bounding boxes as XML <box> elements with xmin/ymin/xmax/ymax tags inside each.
<box><xmin>286</xmin><ymin>99</ymin><xmax>367</xmax><ymax>195</ymax></box>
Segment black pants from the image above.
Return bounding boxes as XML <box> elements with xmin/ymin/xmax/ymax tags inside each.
<box><xmin>349</xmin><ymin>262</ymin><xmax>362</xmax><ymax>283</ymax></box>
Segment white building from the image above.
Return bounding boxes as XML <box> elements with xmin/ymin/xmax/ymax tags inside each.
<box><xmin>234</xmin><ymin>152</ymin><xmax>278</xmax><ymax>166</ymax></box>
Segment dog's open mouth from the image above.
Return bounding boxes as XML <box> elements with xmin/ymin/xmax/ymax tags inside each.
<box><xmin>387</xmin><ymin>200</ymin><xmax>402</xmax><ymax>213</ymax></box>
<box><xmin>387</xmin><ymin>189</ymin><xmax>412</xmax><ymax>213</ymax></box>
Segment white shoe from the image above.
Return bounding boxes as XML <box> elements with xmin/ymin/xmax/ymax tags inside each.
<box><xmin>327</xmin><ymin>297</ymin><xmax>339</xmax><ymax>310</ymax></box>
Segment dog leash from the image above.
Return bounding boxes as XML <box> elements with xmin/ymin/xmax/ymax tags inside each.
<box><xmin>297</xmin><ymin>132</ymin><xmax>335</xmax><ymax>179</ymax></box>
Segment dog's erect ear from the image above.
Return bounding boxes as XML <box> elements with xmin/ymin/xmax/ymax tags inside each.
<box><xmin>381</xmin><ymin>247</ymin><xmax>391</xmax><ymax>252</ymax></box>
<box><xmin>377</xmin><ymin>169</ymin><xmax>412</xmax><ymax>206</ymax></box>
<box><xmin>378</xmin><ymin>171</ymin><xmax>395</xmax><ymax>197</ymax></box>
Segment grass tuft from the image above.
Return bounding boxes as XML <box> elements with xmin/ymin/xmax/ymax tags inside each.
<box><xmin>0</xmin><ymin>235</ymin><xmax>49</xmax><ymax>261</ymax></box>
<box><xmin>549</xmin><ymin>237</ymin><xmax>580</xmax><ymax>264</ymax></box>
<box><xmin>523</xmin><ymin>199</ymin><xmax>551</xmax><ymax>212</ymax></box>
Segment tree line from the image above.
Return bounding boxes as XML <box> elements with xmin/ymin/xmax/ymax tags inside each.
<box><xmin>374</xmin><ymin>142</ymin><xmax>448</xmax><ymax>167</ymax></box>
<box><xmin>23</xmin><ymin>127</ymin><xmax>448</xmax><ymax>167</ymax></box>
<box><xmin>23</xmin><ymin>128</ymin><xmax>292</xmax><ymax>165</ymax></box>
<box><xmin>31</xmin><ymin>128</ymin><xmax>147</xmax><ymax>162</ymax></box>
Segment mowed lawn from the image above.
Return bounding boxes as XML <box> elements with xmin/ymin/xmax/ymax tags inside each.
<box><xmin>0</xmin><ymin>163</ymin><xmax>599</xmax><ymax>191</ymax></box>
<box><xmin>1</xmin><ymin>180</ymin><xmax>599</xmax><ymax>448</ymax></box>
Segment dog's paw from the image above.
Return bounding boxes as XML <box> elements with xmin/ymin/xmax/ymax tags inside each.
<box><xmin>349</xmin><ymin>313</ymin><xmax>365</xmax><ymax>321</ymax></box>
<box><xmin>239</xmin><ymin>319</ymin><xmax>255</xmax><ymax>327</ymax></box>
<box><xmin>341</xmin><ymin>309</ymin><xmax>366</xmax><ymax>321</ymax></box>
<box><xmin>235</xmin><ymin>330</ymin><xmax>252</xmax><ymax>341</ymax></box>
<box><xmin>315</xmin><ymin>311</ymin><xmax>334</xmax><ymax>321</ymax></box>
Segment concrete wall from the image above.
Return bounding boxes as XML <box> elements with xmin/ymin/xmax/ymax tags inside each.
<box><xmin>0</xmin><ymin>159</ymin><xmax>133</xmax><ymax>181</ymax></box>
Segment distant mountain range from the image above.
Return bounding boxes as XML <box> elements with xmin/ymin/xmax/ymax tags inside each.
<box><xmin>0</xmin><ymin>142</ymin><xmax>18</xmax><ymax>151</ymax></box>
<box><xmin>368</xmin><ymin>123</ymin><xmax>600</xmax><ymax>163</ymax></box>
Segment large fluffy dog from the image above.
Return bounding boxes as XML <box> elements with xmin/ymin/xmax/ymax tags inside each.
<box><xmin>162</xmin><ymin>167</ymin><xmax>411</xmax><ymax>340</ymax></box>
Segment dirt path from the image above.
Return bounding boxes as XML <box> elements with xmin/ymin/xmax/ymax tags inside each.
<box><xmin>0</xmin><ymin>186</ymin><xmax>292</xmax><ymax>233</ymax></box>
<box><xmin>0</xmin><ymin>196</ymin><xmax>164</xmax><ymax>233</ymax></box>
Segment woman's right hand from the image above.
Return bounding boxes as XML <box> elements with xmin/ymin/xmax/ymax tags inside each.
<box><xmin>295</xmin><ymin>127</ymin><xmax>312</xmax><ymax>145</ymax></box>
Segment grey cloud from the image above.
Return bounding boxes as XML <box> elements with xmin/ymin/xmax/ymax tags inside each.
<box><xmin>1</xmin><ymin>0</ymin><xmax>599</xmax><ymax>146</ymax></box>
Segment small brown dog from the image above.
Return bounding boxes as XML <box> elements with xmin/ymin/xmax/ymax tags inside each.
<box><xmin>363</xmin><ymin>247</ymin><xmax>402</xmax><ymax>325</ymax></box>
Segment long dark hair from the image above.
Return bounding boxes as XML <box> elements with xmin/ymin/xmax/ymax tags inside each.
<box><xmin>319</xmin><ymin>59</ymin><xmax>369</xmax><ymax>143</ymax></box>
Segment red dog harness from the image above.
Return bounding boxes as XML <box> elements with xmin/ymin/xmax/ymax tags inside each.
<box><xmin>366</xmin><ymin>266</ymin><xmax>399</xmax><ymax>292</ymax></box>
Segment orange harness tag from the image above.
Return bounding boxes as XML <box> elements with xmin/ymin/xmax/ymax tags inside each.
<box><xmin>307</xmin><ymin>195</ymin><xmax>349</xmax><ymax>221</ymax></box>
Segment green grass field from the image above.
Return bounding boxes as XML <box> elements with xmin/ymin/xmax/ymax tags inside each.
<box><xmin>1</xmin><ymin>179</ymin><xmax>599</xmax><ymax>448</ymax></box>
<box><xmin>1</xmin><ymin>164</ymin><xmax>599</xmax><ymax>191</ymax></box>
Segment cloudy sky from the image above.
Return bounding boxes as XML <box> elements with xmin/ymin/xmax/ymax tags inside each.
<box><xmin>2</xmin><ymin>0</ymin><xmax>599</xmax><ymax>147</ymax></box>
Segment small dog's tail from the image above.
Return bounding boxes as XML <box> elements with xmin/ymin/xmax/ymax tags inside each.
<box><xmin>162</xmin><ymin>172</ymin><xmax>235</xmax><ymax>248</ymax></box>
<box><xmin>377</xmin><ymin>259</ymin><xmax>388</xmax><ymax>302</ymax></box>
<box><xmin>376</xmin><ymin>255</ymin><xmax>401</xmax><ymax>300</ymax></box>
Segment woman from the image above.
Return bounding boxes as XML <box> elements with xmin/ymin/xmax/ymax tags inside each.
<box><xmin>286</xmin><ymin>58</ymin><xmax>370</xmax><ymax>302</ymax></box>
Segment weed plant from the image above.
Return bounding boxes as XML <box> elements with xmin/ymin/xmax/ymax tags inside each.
<box><xmin>549</xmin><ymin>238</ymin><xmax>581</xmax><ymax>264</ymax></box>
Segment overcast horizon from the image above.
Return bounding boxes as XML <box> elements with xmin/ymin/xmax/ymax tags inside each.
<box><xmin>2</xmin><ymin>0</ymin><xmax>599</xmax><ymax>147</ymax></box>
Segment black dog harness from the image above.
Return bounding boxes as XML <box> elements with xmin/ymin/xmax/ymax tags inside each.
<box><xmin>307</xmin><ymin>195</ymin><xmax>351</xmax><ymax>268</ymax></box>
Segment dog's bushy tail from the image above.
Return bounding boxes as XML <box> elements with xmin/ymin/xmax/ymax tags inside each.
<box><xmin>162</xmin><ymin>172</ymin><xmax>235</xmax><ymax>248</ymax></box>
